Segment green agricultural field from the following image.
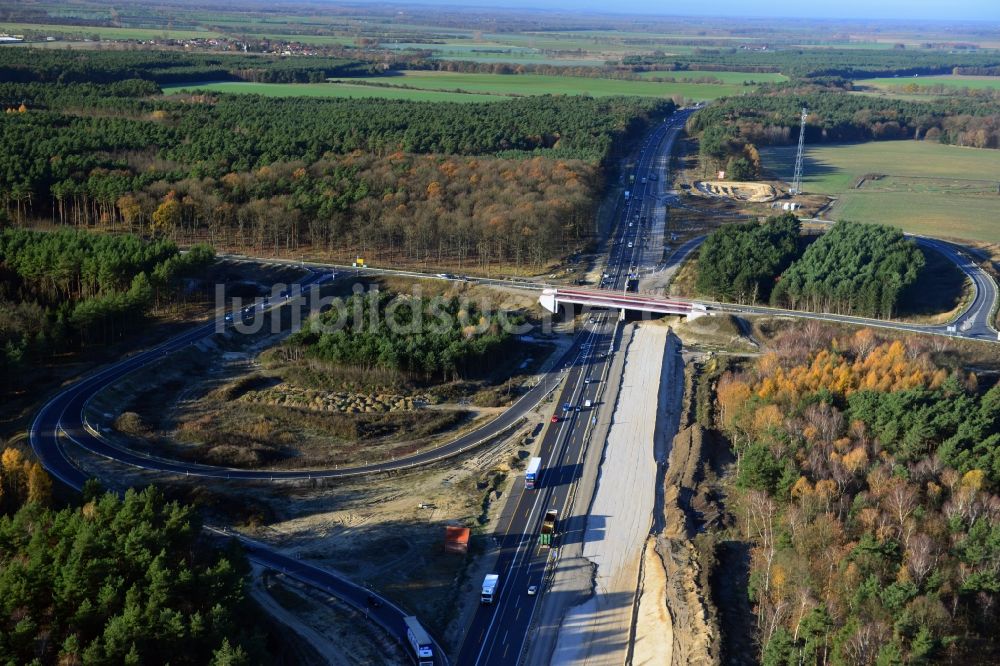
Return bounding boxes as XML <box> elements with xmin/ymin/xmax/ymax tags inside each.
<box><xmin>859</xmin><ymin>74</ymin><xmax>1000</xmax><ymax>91</ymax></box>
<box><xmin>341</xmin><ymin>71</ymin><xmax>758</xmax><ymax>100</ymax></box>
<box><xmin>0</xmin><ymin>21</ymin><xmax>220</xmax><ymax>41</ymax></box>
<box><xmin>635</xmin><ymin>70</ymin><xmax>787</xmax><ymax>84</ymax></box>
<box><xmin>761</xmin><ymin>141</ymin><xmax>1000</xmax><ymax>243</ymax></box>
<box><xmin>161</xmin><ymin>81</ymin><xmax>505</xmax><ymax>103</ymax></box>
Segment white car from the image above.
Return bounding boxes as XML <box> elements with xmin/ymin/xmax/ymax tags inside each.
<box><xmin>527</xmin><ymin>585</ymin><xmax>538</xmax><ymax>596</ymax></box>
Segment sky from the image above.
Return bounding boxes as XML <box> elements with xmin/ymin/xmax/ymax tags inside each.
<box><xmin>372</xmin><ymin>0</ymin><xmax>1000</xmax><ymax>21</ymax></box>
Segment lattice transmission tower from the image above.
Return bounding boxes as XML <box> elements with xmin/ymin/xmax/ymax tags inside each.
<box><xmin>790</xmin><ymin>107</ymin><xmax>808</xmax><ymax>195</ymax></box>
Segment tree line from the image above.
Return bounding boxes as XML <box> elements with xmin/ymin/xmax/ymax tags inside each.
<box><xmin>0</xmin><ymin>47</ymin><xmax>373</xmax><ymax>85</ymax></box>
<box><xmin>688</xmin><ymin>88</ymin><xmax>1000</xmax><ymax>174</ymax></box>
<box><xmin>714</xmin><ymin>329</ymin><xmax>1000</xmax><ymax>664</ymax></box>
<box><xmin>0</xmin><ymin>476</ymin><xmax>267</xmax><ymax>665</ymax></box>
<box><xmin>0</xmin><ymin>229</ymin><xmax>214</xmax><ymax>389</ymax></box>
<box><xmin>623</xmin><ymin>48</ymin><xmax>1000</xmax><ymax>80</ymax></box>
<box><xmin>695</xmin><ymin>220</ymin><xmax>923</xmax><ymax>319</ymax></box>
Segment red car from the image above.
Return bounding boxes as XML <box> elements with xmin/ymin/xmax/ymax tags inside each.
<box><xmin>551</xmin><ymin>415</ymin><xmax>561</xmax><ymax>423</ymax></box>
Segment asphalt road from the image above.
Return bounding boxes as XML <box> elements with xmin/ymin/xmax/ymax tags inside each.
<box><xmin>455</xmin><ymin>109</ymin><xmax>694</xmax><ymax>666</ymax></box>
<box><xmin>29</xmin><ymin>102</ymin><xmax>996</xmax><ymax>666</ymax></box>
<box><xmin>28</xmin><ymin>111</ymin><xmax>684</xmax><ymax>666</ymax></box>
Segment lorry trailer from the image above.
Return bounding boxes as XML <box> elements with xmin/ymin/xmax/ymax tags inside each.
<box><xmin>403</xmin><ymin>616</ymin><xmax>434</xmax><ymax>666</ymax></box>
<box><xmin>525</xmin><ymin>456</ymin><xmax>542</xmax><ymax>490</ymax></box>
<box><xmin>482</xmin><ymin>574</ymin><xmax>499</xmax><ymax>604</ymax></box>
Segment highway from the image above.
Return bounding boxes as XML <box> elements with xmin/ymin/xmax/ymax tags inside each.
<box><xmin>28</xmin><ymin>109</ymin><xmax>688</xmax><ymax>666</ymax></box>
<box><xmin>455</xmin><ymin>108</ymin><xmax>694</xmax><ymax>665</ymax></box>
<box><xmin>27</xmin><ymin>103</ymin><xmax>997</xmax><ymax>666</ymax></box>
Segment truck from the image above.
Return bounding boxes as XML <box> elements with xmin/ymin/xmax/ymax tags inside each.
<box><xmin>403</xmin><ymin>616</ymin><xmax>434</xmax><ymax>666</ymax></box>
<box><xmin>584</xmin><ymin>399</ymin><xmax>592</xmax><ymax>409</ymax></box>
<box><xmin>539</xmin><ymin>510</ymin><xmax>558</xmax><ymax>547</ymax></box>
<box><xmin>482</xmin><ymin>574</ymin><xmax>499</xmax><ymax>604</ymax></box>
<box><xmin>525</xmin><ymin>456</ymin><xmax>542</xmax><ymax>490</ymax></box>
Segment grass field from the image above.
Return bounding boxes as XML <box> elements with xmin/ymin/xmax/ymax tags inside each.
<box><xmin>859</xmin><ymin>74</ymin><xmax>1000</xmax><ymax>91</ymax></box>
<box><xmin>0</xmin><ymin>21</ymin><xmax>220</xmax><ymax>41</ymax></box>
<box><xmin>761</xmin><ymin>141</ymin><xmax>1000</xmax><ymax>243</ymax></box>
<box><xmin>161</xmin><ymin>81</ymin><xmax>506</xmax><ymax>103</ymax></box>
<box><xmin>342</xmin><ymin>71</ymin><xmax>759</xmax><ymax>100</ymax></box>
<box><xmin>635</xmin><ymin>70</ymin><xmax>787</xmax><ymax>84</ymax></box>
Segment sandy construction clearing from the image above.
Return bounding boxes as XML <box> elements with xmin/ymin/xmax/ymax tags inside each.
<box><xmin>551</xmin><ymin>324</ymin><xmax>680</xmax><ymax>665</ymax></box>
<box><xmin>694</xmin><ymin>180</ymin><xmax>777</xmax><ymax>202</ymax></box>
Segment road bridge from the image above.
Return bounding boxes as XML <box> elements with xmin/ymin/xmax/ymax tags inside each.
<box><xmin>539</xmin><ymin>287</ymin><xmax>709</xmax><ymax>320</ymax></box>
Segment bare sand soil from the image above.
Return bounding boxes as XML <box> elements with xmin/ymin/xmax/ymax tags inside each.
<box><xmin>551</xmin><ymin>324</ymin><xmax>682</xmax><ymax>665</ymax></box>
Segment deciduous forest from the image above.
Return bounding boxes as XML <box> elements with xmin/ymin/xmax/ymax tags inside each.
<box><xmin>713</xmin><ymin>328</ymin><xmax>1000</xmax><ymax>664</ymax></box>
<box><xmin>0</xmin><ymin>48</ymin><xmax>672</xmax><ymax>268</ymax></box>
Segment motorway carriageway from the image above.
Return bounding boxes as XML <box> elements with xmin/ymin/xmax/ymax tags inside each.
<box><xmin>456</xmin><ymin>108</ymin><xmax>694</xmax><ymax>665</ymax></box>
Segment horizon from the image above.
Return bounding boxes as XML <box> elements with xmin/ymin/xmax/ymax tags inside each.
<box><xmin>342</xmin><ymin>0</ymin><xmax>1000</xmax><ymax>23</ymax></box>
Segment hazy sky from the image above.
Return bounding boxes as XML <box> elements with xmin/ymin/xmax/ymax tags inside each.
<box><xmin>382</xmin><ymin>0</ymin><xmax>1000</xmax><ymax>21</ymax></box>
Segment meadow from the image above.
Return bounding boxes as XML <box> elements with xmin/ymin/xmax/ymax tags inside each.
<box><xmin>341</xmin><ymin>71</ymin><xmax>767</xmax><ymax>100</ymax></box>
<box><xmin>163</xmin><ymin>70</ymin><xmax>765</xmax><ymax>102</ymax></box>
<box><xmin>161</xmin><ymin>81</ymin><xmax>502</xmax><ymax>103</ymax></box>
<box><xmin>635</xmin><ymin>70</ymin><xmax>787</xmax><ymax>84</ymax></box>
<box><xmin>859</xmin><ymin>74</ymin><xmax>1000</xmax><ymax>91</ymax></box>
<box><xmin>0</xmin><ymin>21</ymin><xmax>220</xmax><ymax>41</ymax></box>
<box><xmin>761</xmin><ymin>141</ymin><xmax>1000</xmax><ymax>243</ymax></box>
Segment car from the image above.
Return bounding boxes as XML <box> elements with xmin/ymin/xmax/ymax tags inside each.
<box><xmin>563</xmin><ymin>402</ymin><xmax>572</xmax><ymax>411</ymax></box>
<box><xmin>550</xmin><ymin>415</ymin><xmax>560</xmax><ymax>423</ymax></box>
<box><xmin>575</xmin><ymin>405</ymin><xmax>582</xmax><ymax>412</ymax></box>
<box><xmin>627</xmin><ymin>242</ymin><xmax>633</xmax><ymax>248</ymax></box>
<box><xmin>527</xmin><ymin>585</ymin><xmax>538</xmax><ymax>596</ymax></box>
<box><xmin>589</xmin><ymin>317</ymin><xmax>596</xmax><ymax>324</ymax></box>
<box><xmin>584</xmin><ymin>377</ymin><xmax>592</xmax><ymax>384</ymax></box>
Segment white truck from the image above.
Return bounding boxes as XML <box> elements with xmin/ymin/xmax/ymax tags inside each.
<box><xmin>482</xmin><ymin>574</ymin><xmax>499</xmax><ymax>604</ymax></box>
<box><xmin>584</xmin><ymin>399</ymin><xmax>592</xmax><ymax>409</ymax></box>
<box><xmin>403</xmin><ymin>616</ymin><xmax>434</xmax><ymax>666</ymax></box>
